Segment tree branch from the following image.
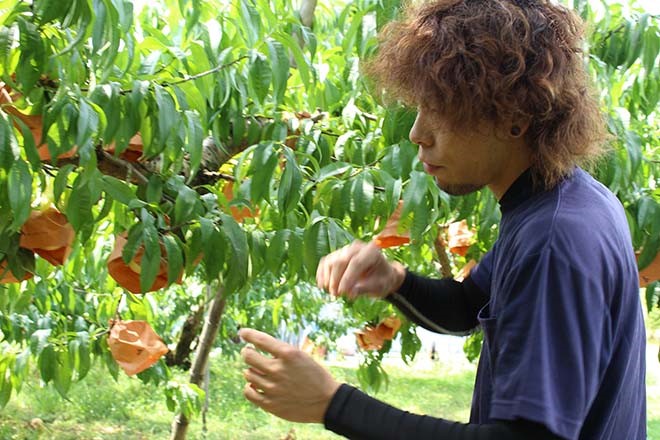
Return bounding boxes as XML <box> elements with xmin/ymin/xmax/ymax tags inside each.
<box><xmin>433</xmin><ymin>234</ymin><xmax>453</xmax><ymax>278</ymax></box>
<box><xmin>162</xmin><ymin>56</ymin><xmax>249</xmax><ymax>87</ymax></box>
<box><xmin>100</xmin><ymin>149</ymin><xmax>149</xmax><ymax>185</ymax></box>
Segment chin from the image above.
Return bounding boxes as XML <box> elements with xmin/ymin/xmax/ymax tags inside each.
<box><xmin>435</xmin><ymin>179</ymin><xmax>484</xmax><ymax>196</ymax></box>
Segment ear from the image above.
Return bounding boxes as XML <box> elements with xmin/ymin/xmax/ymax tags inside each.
<box><xmin>495</xmin><ymin>116</ymin><xmax>530</xmax><ymax>139</ymax></box>
<box><xmin>509</xmin><ymin>117</ymin><xmax>530</xmax><ymax>138</ymax></box>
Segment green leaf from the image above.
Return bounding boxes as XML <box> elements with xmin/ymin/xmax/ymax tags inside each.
<box><xmin>0</xmin><ymin>364</ymin><xmax>12</xmax><ymax>408</ymax></box>
<box><xmin>154</xmin><ymin>85</ymin><xmax>177</xmax><ymax>145</ymax></box>
<box><xmin>277</xmin><ymin>148</ymin><xmax>302</xmax><ymax>214</ymax></box>
<box><xmin>66</xmin><ymin>176</ymin><xmax>94</xmax><ymax>239</ymax></box>
<box><xmin>221</xmin><ymin>213</ymin><xmax>248</xmax><ymax>292</ymax></box>
<box><xmin>411</xmin><ymin>196</ymin><xmax>430</xmax><ymax>240</ymax></box>
<box><xmin>267</xmin><ymin>39</ymin><xmax>289</xmax><ymax>106</ymax></box>
<box><xmin>8</xmin><ymin>159</ymin><xmax>32</xmax><ymax>230</ymax></box>
<box><xmin>303</xmin><ymin>219</ymin><xmax>330</xmax><ymax>275</ymax></box>
<box><xmin>249</xmin><ymin>230</ymin><xmax>266</xmax><ymax>276</ymax></box>
<box><xmin>639</xmin><ymin>236</ymin><xmax>660</xmax><ymax>270</ymax></box>
<box><xmin>248</xmin><ymin>52</ymin><xmax>271</xmax><ymax>104</ymax></box>
<box><xmin>249</xmin><ymin>142</ymin><xmax>278</xmax><ymax>204</ymax></box>
<box><xmin>623</xmin><ymin>131</ymin><xmax>642</xmax><ymax>175</ymax></box>
<box><xmin>54</xmin><ymin>164</ymin><xmax>76</xmax><ymax>206</ymax></box>
<box><xmin>146</xmin><ymin>175</ymin><xmax>163</xmax><ymax>204</ymax></box>
<box><xmin>287</xmin><ymin>229</ymin><xmax>304</xmax><ymax>278</ymax></box>
<box><xmin>76</xmin><ymin>333</ymin><xmax>91</xmax><ymax>380</ymax></box>
<box><xmin>401</xmin><ymin>171</ymin><xmax>429</xmax><ymax>220</ymax></box>
<box><xmin>329</xmin><ymin>181</ymin><xmax>348</xmax><ymax>219</ymax></box>
<box><xmin>382</xmin><ymin>108</ymin><xmax>416</xmax><ymax>146</ymax></box>
<box><xmin>102</xmin><ymin>175</ymin><xmax>136</xmax><ymax>206</ymax></box>
<box><xmin>239</xmin><ymin>0</ymin><xmax>261</xmax><ymax>47</ymax></box>
<box><xmin>342</xmin><ymin>6</ymin><xmax>372</xmax><ymax>56</ymax></box>
<box><xmin>643</xmin><ymin>27</ymin><xmax>659</xmax><ymax>73</ymax></box>
<box><xmin>381</xmin><ymin>141</ymin><xmax>416</xmax><ymax>180</ymax></box>
<box><xmin>267</xmin><ymin>229</ymin><xmax>290</xmax><ymax>273</ymax></box>
<box><xmin>646</xmin><ymin>283</ymin><xmax>660</xmax><ymax>315</ymax></box>
<box><xmin>0</xmin><ymin>106</ymin><xmax>17</xmax><ymax>171</ymax></box>
<box><xmin>35</xmin><ymin>0</ymin><xmax>70</xmax><ymax>24</ymax></box>
<box><xmin>174</xmin><ymin>186</ymin><xmax>199</xmax><ymax>226</ymax></box>
<box><xmin>203</xmin><ymin>226</ymin><xmax>226</xmax><ymax>281</ymax></box>
<box><xmin>163</xmin><ymin>234</ymin><xmax>183</xmax><ymax>286</ymax></box>
<box><xmin>77</xmin><ymin>99</ymin><xmax>100</xmax><ymax>151</ymax></box>
<box><xmin>140</xmin><ymin>220</ymin><xmax>161</xmax><ymax>293</ymax></box>
<box><xmin>274</xmin><ymin>32</ymin><xmax>311</xmax><ymax>90</ymax></box>
<box><xmin>38</xmin><ymin>344</ymin><xmax>56</xmax><ymax>384</ymax></box>
<box><xmin>352</xmin><ymin>173</ymin><xmax>374</xmax><ymax>225</ymax></box>
<box><xmin>314</xmin><ymin>162</ymin><xmax>352</xmax><ymax>183</ymax></box>
<box><xmin>14</xmin><ymin>118</ymin><xmax>40</xmax><ymax>170</ymax></box>
<box><xmin>0</xmin><ymin>26</ymin><xmax>15</xmax><ymax>73</ymax></box>
<box><xmin>185</xmin><ymin>111</ymin><xmax>203</xmax><ymax>179</ymax></box>
<box><xmin>53</xmin><ymin>349</ymin><xmax>72</xmax><ymax>398</ymax></box>
<box><xmin>638</xmin><ymin>196</ymin><xmax>657</xmax><ymax>231</ymax></box>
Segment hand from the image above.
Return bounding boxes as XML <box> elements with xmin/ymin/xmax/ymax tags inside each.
<box><xmin>316</xmin><ymin>240</ymin><xmax>406</xmax><ymax>299</ymax></box>
<box><xmin>239</xmin><ymin>328</ymin><xmax>341</xmax><ymax>424</ymax></box>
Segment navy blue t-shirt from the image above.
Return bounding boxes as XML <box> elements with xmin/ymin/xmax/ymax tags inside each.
<box><xmin>468</xmin><ymin>168</ymin><xmax>646</xmax><ymax>439</ymax></box>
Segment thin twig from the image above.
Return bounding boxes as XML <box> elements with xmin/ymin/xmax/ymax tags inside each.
<box><xmin>362</xmin><ymin>112</ymin><xmax>378</xmax><ymax>121</ymax></box>
<box><xmin>100</xmin><ymin>150</ymin><xmax>149</xmax><ymax>185</ymax></box>
<box><xmin>81</xmin><ymin>56</ymin><xmax>249</xmax><ymax>94</ymax></box>
<box><xmin>433</xmin><ymin>234</ymin><xmax>453</xmax><ymax>278</ymax></box>
<box><xmin>162</xmin><ymin>56</ymin><xmax>249</xmax><ymax>87</ymax></box>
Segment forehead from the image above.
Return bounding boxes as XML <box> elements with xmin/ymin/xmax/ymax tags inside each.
<box><xmin>415</xmin><ymin>104</ymin><xmax>455</xmax><ymax>129</ymax></box>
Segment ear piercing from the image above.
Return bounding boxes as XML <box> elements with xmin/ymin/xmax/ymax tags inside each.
<box><xmin>510</xmin><ymin>126</ymin><xmax>522</xmax><ymax>137</ymax></box>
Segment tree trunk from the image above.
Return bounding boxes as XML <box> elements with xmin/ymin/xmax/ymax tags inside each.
<box><xmin>300</xmin><ymin>0</ymin><xmax>317</xmax><ymax>28</ymax></box>
<box><xmin>165</xmin><ymin>304</ymin><xmax>205</xmax><ymax>370</ymax></box>
<box><xmin>170</xmin><ymin>285</ymin><xmax>226</xmax><ymax>440</ymax></box>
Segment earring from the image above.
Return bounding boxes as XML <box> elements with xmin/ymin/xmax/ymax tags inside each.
<box><xmin>510</xmin><ymin>126</ymin><xmax>522</xmax><ymax>137</ymax></box>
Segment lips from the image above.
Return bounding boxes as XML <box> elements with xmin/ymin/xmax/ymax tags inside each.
<box><xmin>422</xmin><ymin>162</ymin><xmax>442</xmax><ymax>174</ymax></box>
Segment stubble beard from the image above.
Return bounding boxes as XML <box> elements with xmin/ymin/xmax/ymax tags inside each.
<box><xmin>435</xmin><ymin>178</ymin><xmax>484</xmax><ymax>196</ymax></box>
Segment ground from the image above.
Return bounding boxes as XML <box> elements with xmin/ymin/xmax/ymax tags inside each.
<box><xmin>0</xmin><ymin>340</ymin><xmax>658</xmax><ymax>439</ymax></box>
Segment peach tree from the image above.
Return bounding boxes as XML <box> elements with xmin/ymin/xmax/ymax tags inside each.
<box><xmin>0</xmin><ymin>0</ymin><xmax>657</xmax><ymax>437</ymax></box>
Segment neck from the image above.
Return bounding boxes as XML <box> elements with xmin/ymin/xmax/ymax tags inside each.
<box><xmin>487</xmin><ymin>141</ymin><xmax>532</xmax><ymax>200</ymax></box>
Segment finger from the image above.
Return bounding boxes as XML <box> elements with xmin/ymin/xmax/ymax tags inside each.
<box><xmin>316</xmin><ymin>256</ymin><xmax>329</xmax><ymax>291</ymax></box>
<box><xmin>327</xmin><ymin>257</ymin><xmax>350</xmax><ymax>297</ymax></box>
<box><xmin>244</xmin><ymin>382</ymin><xmax>268</xmax><ymax>408</ymax></box>
<box><xmin>240</xmin><ymin>328</ymin><xmax>290</xmax><ymax>358</ymax></box>
<box><xmin>337</xmin><ymin>242</ymin><xmax>380</xmax><ymax>295</ymax></box>
<box><xmin>241</xmin><ymin>345</ymin><xmax>276</xmax><ymax>373</ymax></box>
<box><xmin>328</xmin><ymin>243</ymin><xmax>365</xmax><ymax>296</ymax></box>
<box><xmin>243</xmin><ymin>368</ymin><xmax>274</xmax><ymax>393</ymax></box>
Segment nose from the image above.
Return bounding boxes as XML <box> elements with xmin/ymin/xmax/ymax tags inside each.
<box><xmin>409</xmin><ymin>111</ymin><xmax>431</xmax><ymax>149</ymax></box>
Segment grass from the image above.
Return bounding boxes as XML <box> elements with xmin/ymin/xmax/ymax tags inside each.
<box><xmin>0</xmin><ymin>342</ymin><xmax>658</xmax><ymax>439</ymax></box>
<box><xmin>0</xmin><ymin>351</ymin><xmax>476</xmax><ymax>440</ymax></box>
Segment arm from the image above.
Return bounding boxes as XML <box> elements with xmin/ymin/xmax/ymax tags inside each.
<box><xmin>325</xmin><ymin>384</ymin><xmax>564</xmax><ymax>440</ymax></box>
<box><xmin>316</xmin><ymin>242</ymin><xmax>490</xmax><ymax>334</ymax></box>
<box><xmin>239</xmin><ymin>329</ymin><xmax>563</xmax><ymax>440</ymax></box>
<box><xmin>387</xmin><ymin>270</ymin><xmax>488</xmax><ymax>335</ymax></box>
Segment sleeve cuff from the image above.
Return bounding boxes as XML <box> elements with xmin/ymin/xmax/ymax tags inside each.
<box><xmin>386</xmin><ymin>268</ymin><xmax>416</xmax><ymax>300</ymax></box>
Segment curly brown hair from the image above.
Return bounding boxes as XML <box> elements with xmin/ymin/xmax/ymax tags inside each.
<box><xmin>367</xmin><ymin>0</ymin><xmax>609</xmax><ymax>188</ymax></box>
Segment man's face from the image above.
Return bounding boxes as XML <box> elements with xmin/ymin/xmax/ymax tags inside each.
<box><xmin>409</xmin><ymin>106</ymin><xmax>516</xmax><ymax>196</ymax></box>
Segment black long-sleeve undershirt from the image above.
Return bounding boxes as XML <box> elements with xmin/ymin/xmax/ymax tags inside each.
<box><xmin>386</xmin><ymin>270</ymin><xmax>489</xmax><ymax>335</ymax></box>
<box><xmin>324</xmin><ymin>384</ymin><xmax>564</xmax><ymax>440</ymax></box>
<box><xmin>323</xmin><ymin>270</ymin><xmax>564</xmax><ymax>440</ymax></box>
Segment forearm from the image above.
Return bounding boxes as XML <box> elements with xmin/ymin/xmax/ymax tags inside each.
<box><xmin>324</xmin><ymin>384</ymin><xmax>563</xmax><ymax>440</ymax></box>
<box><xmin>386</xmin><ymin>270</ymin><xmax>488</xmax><ymax>335</ymax></box>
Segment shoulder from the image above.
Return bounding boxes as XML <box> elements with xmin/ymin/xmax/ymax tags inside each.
<box><xmin>502</xmin><ymin>170</ymin><xmax>636</xmax><ymax>283</ymax></box>
<box><xmin>518</xmin><ymin>170</ymin><xmax>628</xmax><ymax>252</ymax></box>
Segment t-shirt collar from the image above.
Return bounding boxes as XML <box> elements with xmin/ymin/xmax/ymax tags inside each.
<box><xmin>498</xmin><ymin>168</ymin><xmax>537</xmax><ymax>212</ymax></box>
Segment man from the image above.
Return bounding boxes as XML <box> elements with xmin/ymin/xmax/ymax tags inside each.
<box><xmin>239</xmin><ymin>0</ymin><xmax>647</xmax><ymax>438</ymax></box>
